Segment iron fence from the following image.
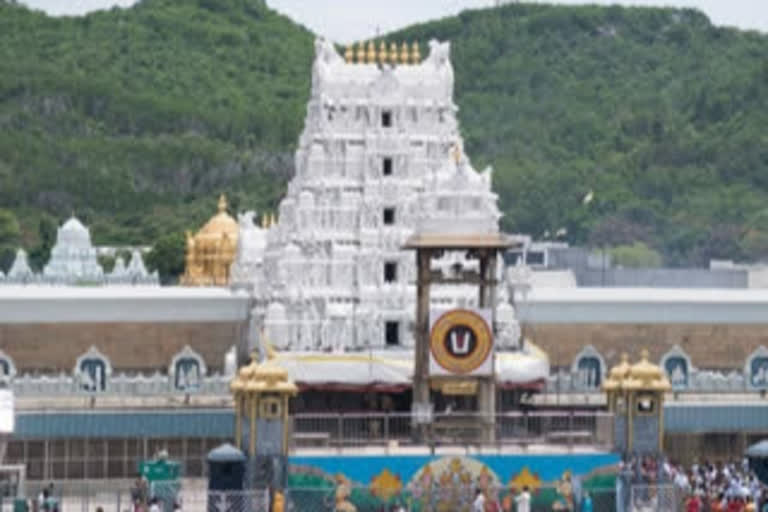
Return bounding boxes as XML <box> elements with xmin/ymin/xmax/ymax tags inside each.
<box><xmin>0</xmin><ymin>482</ymin><xmax>616</xmax><ymax>512</ymax></box>
<box><xmin>3</xmin><ymin>411</ymin><xmax>613</xmax><ymax>481</ymax></box>
<box><xmin>291</xmin><ymin>411</ymin><xmax>614</xmax><ymax>450</ymax></box>
<box><xmin>2</xmin><ymin>480</ymin><xmax>270</xmax><ymax>512</ymax></box>
<box><xmin>627</xmin><ymin>484</ymin><xmax>683</xmax><ymax>512</ymax></box>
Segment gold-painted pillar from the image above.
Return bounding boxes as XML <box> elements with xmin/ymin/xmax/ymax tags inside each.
<box><xmin>234</xmin><ymin>393</ymin><xmax>242</xmax><ymax>451</ymax></box>
<box><xmin>282</xmin><ymin>395</ymin><xmax>290</xmax><ymax>455</ymax></box>
<box><xmin>658</xmin><ymin>395</ymin><xmax>665</xmax><ymax>453</ymax></box>
<box><xmin>627</xmin><ymin>391</ymin><xmax>635</xmax><ymax>453</ymax></box>
<box><xmin>249</xmin><ymin>394</ymin><xmax>257</xmax><ymax>457</ymax></box>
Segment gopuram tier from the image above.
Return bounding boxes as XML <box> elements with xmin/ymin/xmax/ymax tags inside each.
<box><xmin>231</xmin><ymin>39</ymin><xmax>524</xmax><ymax>355</ymax></box>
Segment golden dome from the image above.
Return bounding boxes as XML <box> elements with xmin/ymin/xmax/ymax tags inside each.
<box><xmin>628</xmin><ymin>349</ymin><xmax>665</xmax><ymax>381</ymax></box>
<box><xmin>608</xmin><ymin>353</ymin><xmax>631</xmax><ymax>381</ymax></box>
<box><xmin>602</xmin><ymin>350</ymin><xmax>671</xmax><ymax>393</ymax></box>
<box><xmin>230</xmin><ymin>358</ymin><xmax>297</xmax><ymax>396</ymax></box>
<box><xmin>230</xmin><ymin>377</ymin><xmax>246</xmax><ymax>393</ymax></box>
<box><xmin>197</xmin><ymin>195</ymin><xmax>238</xmax><ymax>240</ymax></box>
<box><xmin>181</xmin><ymin>194</ymin><xmax>239</xmax><ymax>286</ymax></box>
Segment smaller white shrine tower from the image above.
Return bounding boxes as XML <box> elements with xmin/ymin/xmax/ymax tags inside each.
<box><xmin>43</xmin><ymin>217</ymin><xmax>104</xmax><ymax>284</ymax></box>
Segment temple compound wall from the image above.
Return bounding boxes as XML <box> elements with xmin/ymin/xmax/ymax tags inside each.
<box><xmin>0</xmin><ymin>322</ymin><xmax>243</xmax><ymax>374</ymax></box>
<box><xmin>532</xmin><ymin>323</ymin><xmax>768</xmax><ymax>371</ymax></box>
<box><xmin>0</xmin><ymin>287</ymin><xmax>249</xmax><ymax>377</ymax></box>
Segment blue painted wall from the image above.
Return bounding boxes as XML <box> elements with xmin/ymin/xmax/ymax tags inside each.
<box><xmin>289</xmin><ymin>453</ymin><xmax>620</xmax><ymax>485</ymax></box>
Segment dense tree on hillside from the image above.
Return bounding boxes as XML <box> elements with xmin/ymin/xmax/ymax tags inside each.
<box><xmin>1</xmin><ymin>0</ymin><xmax>768</xmax><ymax>267</ymax></box>
<box><xmin>145</xmin><ymin>231</ymin><xmax>186</xmax><ymax>284</ymax></box>
<box><xmin>0</xmin><ymin>209</ymin><xmax>21</xmax><ymax>272</ymax></box>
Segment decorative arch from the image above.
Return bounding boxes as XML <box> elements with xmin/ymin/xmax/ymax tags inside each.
<box><xmin>0</xmin><ymin>349</ymin><xmax>17</xmax><ymax>382</ymax></box>
<box><xmin>169</xmin><ymin>345</ymin><xmax>207</xmax><ymax>392</ymax></box>
<box><xmin>73</xmin><ymin>346</ymin><xmax>112</xmax><ymax>392</ymax></box>
<box><xmin>571</xmin><ymin>345</ymin><xmax>606</xmax><ymax>390</ymax></box>
<box><xmin>745</xmin><ymin>346</ymin><xmax>768</xmax><ymax>390</ymax></box>
<box><xmin>660</xmin><ymin>345</ymin><xmax>694</xmax><ymax>390</ymax></box>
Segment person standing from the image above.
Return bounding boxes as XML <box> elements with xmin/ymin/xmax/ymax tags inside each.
<box><xmin>473</xmin><ymin>489</ymin><xmax>486</xmax><ymax>512</ymax></box>
<box><xmin>686</xmin><ymin>492</ymin><xmax>702</xmax><ymax>512</ymax></box>
<box><xmin>148</xmin><ymin>498</ymin><xmax>161</xmax><ymax>512</ymax></box>
<box><xmin>581</xmin><ymin>491</ymin><xmax>593</xmax><ymax>512</ymax></box>
<box><xmin>515</xmin><ymin>486</ymin><xmax>531</xmax><ymax>512</ymax></box>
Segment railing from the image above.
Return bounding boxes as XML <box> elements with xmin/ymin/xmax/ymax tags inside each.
<box><xmin>9</xmin><ymin>374</ymin><xmax>232</xmax><ymax>396</ymax></box>
<box><xmin>291</xmin><ymin>411</ymin><xmax>614</xmax><ymax>450</ymax></box>
<box><xmin>7</xmin><ymin>369</ymin><xmax>768</xmax><ymax>397</ymax></box>
<box><xmin>2</xmin><ymin>481</ymin><xmax>270</xmax><ymax>512</ymax></box>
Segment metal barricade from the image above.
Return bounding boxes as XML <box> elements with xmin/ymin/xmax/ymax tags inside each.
<box><xmin>183</xmin><ymin>490</ymin><xmax>270</xmax><ymax>512</ymax></box>
<box><xmin>629</xmin><ymin>484</ymin><xmax>682</xmax><ymax>512</ymax></box>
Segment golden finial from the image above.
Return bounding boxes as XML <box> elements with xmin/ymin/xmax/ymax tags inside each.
<box><xmin>217</xmin><ymin>194</ymin><xmax>227</xmax><ymax>213</ymax></box>
<box><xmin>344</xmin><ymin>45</ymin><xmax>354</xmax><ymax>63</ymax></box>
<box><xmin>378</xmin><ymin>41</ymin><xmax>388</xmax><ymax>64</ymax></box>
<box><xmin>399</xmin><ymin>42</ymin><xmax>409</xmax><ymax>64</ymax></box>
<box><xmin>355</xmin><ymin>42</ymin><xmax>365</xmax><ymax>63</ymax></box>
<box><xmin>366</xmin><ymin>41</ymin><xmax>376</xmax><ymax>64</ymax></box>
<box><xmin>640</xmin><ymin>348</ymin><xmax>649</xmax><ymax>361</ymax></box>
<box><xmin>410</xmin><ymin>41</ymin><xmax>421</xmax><ymax>64</ymax></box>
<box><xmin>261</xmin><ymin>214</ymin><xmax>268</xmax><ymax>229</ymax></box>
<box><xmin>390</xmin><ymin>42</ymin><xmax>400</xmax><ymax>65</ymax></box>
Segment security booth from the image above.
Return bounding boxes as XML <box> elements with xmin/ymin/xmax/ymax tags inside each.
<box><xmin>207</xmin><ymin>444</ymin><xmax>246</xmax><ymax>491</ymax></box>
<box><xmin>207</xmin><ymin>444</ymin><xmax>247</xmax><ymax>512</ymax></box>
<box><xmin>746</xmin><ymin>440</ymin><xmax>768</xmax><ymax>485</ymax></box>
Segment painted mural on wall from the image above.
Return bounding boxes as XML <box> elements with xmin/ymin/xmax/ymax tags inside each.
<box><xmin>288</xmin><ymin>453</ymin><xmax>619</xmax><ymax>511</ymax></box>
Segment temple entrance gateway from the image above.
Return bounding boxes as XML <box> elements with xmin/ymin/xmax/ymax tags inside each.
<box><xmin>406</xmin><ymin>234</ymin><xmax>516</xmax><ymax>444</ymax></box>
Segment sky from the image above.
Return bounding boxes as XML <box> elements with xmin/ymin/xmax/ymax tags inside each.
<box><xmin>18</xmin><ymin>0</ymin><xmax>768</xmax><ymax>42</ymax></box>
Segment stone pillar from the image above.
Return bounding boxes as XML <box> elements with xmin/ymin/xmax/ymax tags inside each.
<box><xmin>477</xmin><ymin>250</ymin><xmax>497</xmax><ymax>443</ymax></box>
<box><xmin>413</xmin><ymin>249</ymin><xmax>432</xmax><ymax>441</ymax></box>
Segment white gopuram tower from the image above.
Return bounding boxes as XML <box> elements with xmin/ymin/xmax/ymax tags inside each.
<box><xmin>233</xmin><ymin>39</ymin><xmax>521</xmax><ymax>354</ymax></box>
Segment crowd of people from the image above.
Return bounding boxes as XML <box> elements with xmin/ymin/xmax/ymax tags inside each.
<box><xmin>665</xmin><ymin>459</ymin><xmax>768</xmax><ymax>512</ymax></box>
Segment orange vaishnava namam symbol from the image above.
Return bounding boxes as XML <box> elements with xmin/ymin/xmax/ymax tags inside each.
<box><xmin>430</xmin><ymin>309</ymin><xmax>493</xmax><ymax>374</ymax></box>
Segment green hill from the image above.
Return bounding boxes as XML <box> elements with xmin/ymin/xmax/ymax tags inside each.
<box><xmin>2</xmin><ymin>0</ymin><xmax>768</xmax><ymax>274</ymax></box>
<box><xmin>0</xmin><ymin>0</ymin><xmax>314</xmax><ymax>270</ymax></box>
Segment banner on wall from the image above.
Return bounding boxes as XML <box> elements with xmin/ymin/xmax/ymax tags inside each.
<box><xmin>429</xmin><ymin>308</ymin><xmax>493</xmax><ymax>376</ymax></box>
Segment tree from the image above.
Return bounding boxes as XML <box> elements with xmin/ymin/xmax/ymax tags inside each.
<box><xmin>608</xmin><ymin>242</ymin><xmax>662</xmax><ymax>268</ymax></box>
<box><xmin>0</xmin><ymin>209</ymin><xmax>20</xmax><ymax>272</ymax></box>
<box><xmin>28</xmin><ymin>215</ymin><xmax>57</xmax><ymax>271</ymax></box>
<box><xmin>145</xmin><ymin>231</ymin><xmax>186</xmax><ymax>284</ymax></box>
